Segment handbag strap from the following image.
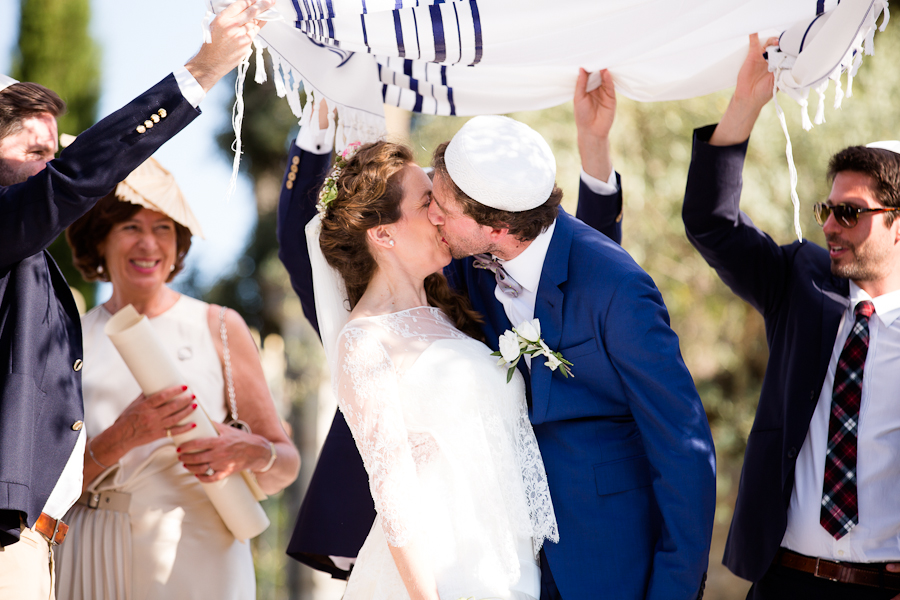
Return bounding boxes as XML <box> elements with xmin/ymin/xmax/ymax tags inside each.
<box><xmin>219</xmin><ymin>306</ymin><xmax>238</xmax><ymax>423</ymax></box>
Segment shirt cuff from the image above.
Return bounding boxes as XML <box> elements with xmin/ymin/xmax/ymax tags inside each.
<box><xmin>295</xmin><ymin>109</ymin><xmax>335</xmax><ymax>155</ymax></box>
<box><xmin>174</xmin><ymin>66</ymin><xmax>205</xmax><ymax>109</ymax></box>
<box><xmin>580</xmin><ymin>167</ymin><xmax>619</xmax><ymax>196</ymax></box>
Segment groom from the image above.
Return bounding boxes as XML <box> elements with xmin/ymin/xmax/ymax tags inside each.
<box><xmin>428</xmin><ymin>79</ymin><xmax>716</xmax><ymax>600</ymax></box>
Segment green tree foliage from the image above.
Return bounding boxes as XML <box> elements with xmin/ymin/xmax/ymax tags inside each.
<box><xmin>12</xmin><ymin>0</ymin><xmax>100</xmax><ymax>307</ymax></box>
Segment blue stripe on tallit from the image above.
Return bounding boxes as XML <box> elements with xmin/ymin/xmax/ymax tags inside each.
<box><xmin>394</xmin><ymin>10</ymin><xmax>406</xmax><ymax>57</ymax></box>
<box><xmin>430</xmin><ymin>5</ymin><xmax>446</xmax><ymax>62</ymax></box>
<box><xmin>361</xmin><ymin>13</ymin><xmax>371</xmax><ymax>52</ymax></box>
<box><xmin>447</xmin><ymin>84</ymin><xmax>456</xmax><ymax>116</ymax></box>
<box><xmin>800</xmin><ymin>12</ymin><xmax>826</xmax><ymax>51</ymax></box>
<box><xmin>362</xmin><ymin>0</ymin><xmax>368</xmax><ymax>15</ymax></box>
<box><xmin>440</xmin><ymin>65</ymin><xmax>447</xmax><ymax>86</ymax></box>
<box><xmin>403</xmin><ymin>59</ymin><xmax>413</xmax><ymax>76</ymax></box>
<box><xmin>323</xmin><ymin>0</ymin><xmax>335</xmax><ymax>19</ymax></box>
<box><xmin>291</xmin><ymin>0</ymin><xmax>304</xmax><ymax>24</ymax></box>
<box><xmin>452</xmin><ymin>2</ymin><xmax>463</xmax><ymax>63</ymax></box>
<box><xmin>471</xmin><ymin>0</ymin><xmax>483</xmax><ymax>65</ymax></box>
<box><xmin>817</xmin><ymin>0</ymin><xmax>825</xmax><ymax>15</ymax></box>
<box><xmin>412</xmin><ymin>10</ymin><xmax>422</xmax><ymax>59</ymax></box>
<box><xmin>409</xmin><ymin>78</ymin><xmax>423</xmax><ymax>112</ymax></box>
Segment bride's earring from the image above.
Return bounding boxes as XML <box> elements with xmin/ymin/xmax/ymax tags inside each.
<box><xmin>389</xmin><ymin>239</ymin><xmax>395</xmax><ymax>247</ymax></box>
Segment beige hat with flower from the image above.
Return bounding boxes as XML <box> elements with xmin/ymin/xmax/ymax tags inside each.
<box><xmin>116</xmin><ymin>158</ymin><xmax>205</xmax><ymax>239</ymax></box>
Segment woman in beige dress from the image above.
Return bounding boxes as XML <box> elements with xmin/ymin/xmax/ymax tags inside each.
<box><xmin>55</xmin><ymin>158</ymin><xmax>300</xmax><ymax>600</ymax></box>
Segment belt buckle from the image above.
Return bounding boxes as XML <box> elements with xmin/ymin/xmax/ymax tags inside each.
<box><xmin>87</xmin><ymin>492</ymin><xmax>101</xmax><ymax>509</ymax></box>
<box><xmin>814</xmin><ymin>557</ymin><xmax>840</xmax><ymax>582</ymax></box>
<box><xmin>48</xmin><ymin>518</ymin><xmax>61</xmax><ymax>546</ymax></box>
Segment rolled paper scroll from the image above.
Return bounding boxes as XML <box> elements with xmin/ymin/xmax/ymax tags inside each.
<box><xmin>104</xmin><ymin>304</ymin><xmax>270</xmax><ymax>541</ymax></box>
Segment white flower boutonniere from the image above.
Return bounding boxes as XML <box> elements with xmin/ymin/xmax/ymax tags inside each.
<box><xmin>491</xmin><ymin>318</ymin><xmax>573</xmax><ymax>383</ymax></box>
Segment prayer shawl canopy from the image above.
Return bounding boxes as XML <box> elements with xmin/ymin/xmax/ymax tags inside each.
<box><xmin>206</xmin><ymin>0</ymin><xmax>887</xmax><ymax>147</ymax></box>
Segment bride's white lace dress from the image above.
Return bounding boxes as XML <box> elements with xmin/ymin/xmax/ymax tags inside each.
<box><xmin>334</xmin><ymin>307</ymin><xmax>558</xmax><ymax>600</ymax></box>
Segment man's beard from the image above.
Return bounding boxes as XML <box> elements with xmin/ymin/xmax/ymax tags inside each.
<box><xmin>439</xmin><ymin>227</ymin><xmax>493</xmax><ymax>260</ymax></box>
<box><xmin>827</xmin><ymin>234</ymin><xmax>891</xmax><ymax>282</ymax></box>
<box><xmin>0</xmin><ymin>158</ymin><xmax>28</xmax><ymax>186</ymax></box>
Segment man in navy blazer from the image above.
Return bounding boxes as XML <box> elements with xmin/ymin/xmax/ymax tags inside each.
<box><xmin>683</xmin><ymin>35</ymin><xmax>900</xmax><ymax>599</ymax></box>
<box><xmin>279</xmin><ymin>73</ymin><xmax>629</xmax><ymax>581</ymax></box>
<box><xmin>428</xmin><ymin>70</ymin><xmax>716</xmax><ymax>600</ymax></box>
<box><xmin>0</xmin><ymin>2</ymin><xmax>272</xmax><ymax>595</ymax></box>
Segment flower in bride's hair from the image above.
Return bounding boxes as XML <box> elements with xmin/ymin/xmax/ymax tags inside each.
<box><xmin>317</xmin><ymin>142</ymin><xmax>363</xmax><ymax>213</ymax></box>
<box><xmin>340</xmin><ymin>141</ymin><xmax>362</xmax><ymax>159</ymax></box>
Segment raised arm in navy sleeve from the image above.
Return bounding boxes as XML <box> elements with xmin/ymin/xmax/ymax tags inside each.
<box><xmin>276</xmin><ymin>143</ymin><xmax>331</xmax><ymax>336</ymax></box>
<box><xmin>575</xmin><ymin>171</ymin><xmax>623</xmax><ymax>245</ymax></box>
<box><xmin>0</xmin><ymin>74</ymin><xmax>199</xmax><ymax>269</ymax></box>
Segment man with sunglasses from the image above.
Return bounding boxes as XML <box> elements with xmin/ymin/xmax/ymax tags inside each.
<box><xmin>683</xmin><ymin>34</ymin><xmax>900</xmax><ymax>600</ymax></box>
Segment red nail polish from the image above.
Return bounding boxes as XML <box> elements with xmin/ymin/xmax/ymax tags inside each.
<box><xmin>182</xmin><ymin>385</ymin><xmax>188</xmax><ymax>391</ymax></box>
<box><xmin>192</xmin><ymin>403</ymin><xmax>198</xmax><ymax>410</ymax></box>
<box><xmin>191</xmin><ymin>394</ymin><xmax>196</xmax><ymax>400</ymax></box>
<box><xmin>191</xmin><ymin>423</ymin><xmax>197</xmax><ymax>429</ymax></box>
<box><xmin>176</xmin><ymin>447</ymin><xmax>181</xmax><ymax>453</ymax></box>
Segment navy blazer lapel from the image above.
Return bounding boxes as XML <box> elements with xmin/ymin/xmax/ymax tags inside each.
<box><xmin>780</xmin><ymin>274</ymin><xmax>848</xmax><ymax>491</ymax></box>
<box><xmin>816</xmin><ymin>277</ymin><xmax>850</xmax><ymax>370</ymax></box>
<box><xmin>816</xmin><ymin>274</ymin><xmax>850</xmax><ymax>389</ymax></box>
<box><xmin>530</xmin><ymin>211</ymin><xmax>572</xmax><ymax>424</ymax></box>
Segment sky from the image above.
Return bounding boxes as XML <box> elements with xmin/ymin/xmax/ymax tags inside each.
<box><xmin>0</xmin><ymin>0</ymin><xmax>262</xmax><ymax>288</ymax></box>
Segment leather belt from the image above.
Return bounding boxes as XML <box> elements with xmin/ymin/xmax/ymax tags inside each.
<box><xmin>76</xmin><ymin>490</ymin><xmax>131</xmax><ymax>513</ymax></box>
<box><xmin>33</xmin><ymin>513</ymin><xmax>68</xmax><ymax>546</ymax></box>
<box><xmin>776</xmin><ymin>549</ymin><xmax>900</xmax><ymax>591</ymax></box>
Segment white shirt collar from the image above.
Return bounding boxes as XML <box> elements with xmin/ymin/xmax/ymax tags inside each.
<box><xmin>848</xmin><ymin>281</ymin><xmax>900</xmax><ymax>328</ymax></box>
<box><xmin>496</xmin><ymin>220</ymin><xmax>556</xmax><ymax>293</ymax></box>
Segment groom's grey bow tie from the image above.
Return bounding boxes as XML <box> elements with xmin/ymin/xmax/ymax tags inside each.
<box><xmin>473</xmin><ymin>254</ymin><xmax>522</xmax><ymax>298</ymax></box>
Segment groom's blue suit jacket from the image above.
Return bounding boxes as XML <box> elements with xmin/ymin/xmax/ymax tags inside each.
<box><xmin>444</xmin><ymin>208</ymin><xmax>716</xmax><ymax>600</ymax></box>
<box><xmin>278</xmin><ymin>143</ymin><xmax>714</xmax><ymax>599</ymax></box>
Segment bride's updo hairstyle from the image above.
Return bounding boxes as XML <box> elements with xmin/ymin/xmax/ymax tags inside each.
<box><xmin>319</xmin><ymin>140</ymin><xmax>483</xmax><ymax>340</ymax></box>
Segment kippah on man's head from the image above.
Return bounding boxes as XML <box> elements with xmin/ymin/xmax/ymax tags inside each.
<box><xmin>0</xmin><ymin>74</ymin><xmax>18</xmax><ymax>93</ymax></box>
<box><xmin>866</xmin><ymin>141</ymin><xmax>900</xmax><ymax>156</ymax></box>
<box><xmin>444</xmin><ymin>115</ymin><xmax>556</xmax><ymax>213</ymax></box>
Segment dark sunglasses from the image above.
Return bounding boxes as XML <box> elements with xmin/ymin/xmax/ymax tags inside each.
<box><xmin>813</xmin><ymin>202</ymin><xmax>900</xmax><ymax>228</ymax></box>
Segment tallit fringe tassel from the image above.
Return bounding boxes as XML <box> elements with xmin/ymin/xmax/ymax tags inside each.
<box><xmin>225</xmin><ymin>51</ymin><xmax>251</xmax><ymax>203</ymax></box>
<box><xmin>229</xmin><ymin>40</ymin><xmax>385</xmax><ymax>162</ymax></box>
<box><xmin>772</xmin><ymin>74</ymin><xmax>804</xmax><ymax>243</ymax></box>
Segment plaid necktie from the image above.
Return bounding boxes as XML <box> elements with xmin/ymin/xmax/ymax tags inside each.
<box><xmin>820</xmin><ymin>300</ymin><xmax>875</xmax><ymax>539</ymax></box>
<box><xmin>473</xmin><ymin>254</ymin><xmax>523</xmax><ymax>298</ymax></box>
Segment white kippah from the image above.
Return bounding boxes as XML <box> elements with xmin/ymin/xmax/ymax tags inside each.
<box><xmin>0</xmin><ymin>74</ymin><xmax>19</xmax><ymax>93</ymax></box>
<box><xmin>444</xmin><ymin>115</ymin><xmax>556</xmax><ymax>212</ymax></box>
<box><xmin>866</xmin><ymin>141</ymin><xmax>900</xmax><ymax>155</ymax></box>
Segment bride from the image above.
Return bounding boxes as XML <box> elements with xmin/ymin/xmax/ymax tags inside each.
<box><xmin>309</xmin><ymin>140</ymin><xmax>558</xmax><ymax>600</ymax></box>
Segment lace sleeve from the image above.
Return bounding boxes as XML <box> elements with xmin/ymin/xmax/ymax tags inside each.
<box><xmin>333</xmin><ymin>325</ymin><xmax>421</xmax><ymax>547</ymax></box>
